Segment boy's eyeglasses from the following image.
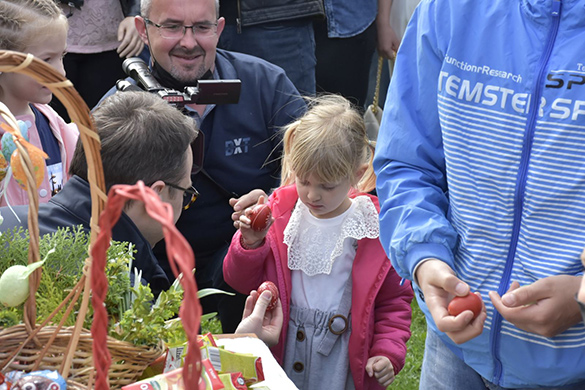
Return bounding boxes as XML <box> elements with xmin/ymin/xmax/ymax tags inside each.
<box><xmin>164</xmin><ymin>182</ymin><xmax>199</xmax><ymax>210</ymax></box>
<box><xmin>144</xmin><ymin>18</ymin><xmax>218</xmax><ymax>39</ymax></box>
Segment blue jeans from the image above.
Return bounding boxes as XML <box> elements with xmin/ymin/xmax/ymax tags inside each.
<box><xmin>420</xmin><ymin>327</ymin><xmax>585</xmax><ymax>390</ymax></box>
<box><xmin>218</xmin><ymin>20</ymin><xmax>316</xmax><ymax>95</ymax></box>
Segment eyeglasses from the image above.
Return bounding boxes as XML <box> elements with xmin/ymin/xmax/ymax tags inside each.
<box><xmin>165</xmin><ymin>182</ymin><xmax>199</xmax><ymax>210</ymax></box>
<box><xmin>144</xmin><ymin>18</ymin><xmax>218</xmax><ymax>39</ymax></box>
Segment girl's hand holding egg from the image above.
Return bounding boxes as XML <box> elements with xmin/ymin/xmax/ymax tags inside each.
<box><xmin>238</xmin><ymin>196</ymin><xmax>273</xmax><ymax>249</ymax></box>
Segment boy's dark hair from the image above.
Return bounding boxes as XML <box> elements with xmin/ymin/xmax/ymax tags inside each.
<box><xmin>69</xmin><ymin>91</ymin><xmax>199</xmax><ymax>191</ymax></box>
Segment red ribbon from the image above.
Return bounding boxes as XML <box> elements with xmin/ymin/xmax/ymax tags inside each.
<box><xmin>90</xmin><ymin>181</ymin><xmax>201</xmax><ymax>390</ymax></box>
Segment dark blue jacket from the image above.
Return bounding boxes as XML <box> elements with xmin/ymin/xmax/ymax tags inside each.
<box><xmin>0</xmin><ymin>176</ymin><xmax>170</xmax><ymax>297</ymax></box>
<box><xmin>103</xmin><ymin>49</ymin><xmax>305</xmax><ymax>282</ymax></box>
<box><xmin>180</xmin><ymin>50</ymin><xmax>305</xmax><ymax>261</ymax></box>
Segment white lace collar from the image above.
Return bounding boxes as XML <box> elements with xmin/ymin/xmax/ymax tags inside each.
<box><xmin>283</xmin><ymin>196</ymin><xmax>380</xmax><ymax>276</ymax></box>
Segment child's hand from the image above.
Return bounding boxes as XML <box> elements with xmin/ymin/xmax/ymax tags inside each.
<box><xmin>235</xmin><ymin>289</ymin><xmax>283</xmax><ymax>347</ymax></box>
<box><xmin>237</xmin><ymin>196</ymin><xmax>272</xmax><ymax>249</ymax></box>
<box><xmin>365</xmin><ymin>356</ymin><xmax>395</xmax><ymax>387</ymax></box>
<box><xmin>230</xmin><ymin>189</ymin><xmax>268</xmax><ymax>226</ymax></box>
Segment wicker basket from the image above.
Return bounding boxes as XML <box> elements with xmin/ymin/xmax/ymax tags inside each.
<box><xmin>0</xmin><ymin>50</ymin><xmax>166</xmax><ymax>389</ymax></box>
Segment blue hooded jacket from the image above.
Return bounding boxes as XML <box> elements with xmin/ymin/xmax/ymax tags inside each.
<box><xmin>374</xmin><ymin>0</ymin><xmax>585</xmax><ymax>387</ymax></box>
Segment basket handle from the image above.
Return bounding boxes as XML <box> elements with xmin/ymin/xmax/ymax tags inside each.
<box><xmin>0</xmin><ymin>50</ymin><xmax>106</xmax><ymax>380</ymax></box>
<box><xmin>0</xmin><ymin>114</ymin><xmax>44</xmax><ymax>328</ymax></box>
<box><xmin>90</xmin><ymin>181</ymin><xmax>202</xmax><ymax>390</ymax></box>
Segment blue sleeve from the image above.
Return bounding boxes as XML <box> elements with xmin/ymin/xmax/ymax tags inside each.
<box><xmin>373</xmin><ymin>0</ymin><xmax>457</xmax><ymax>281</ymax></box>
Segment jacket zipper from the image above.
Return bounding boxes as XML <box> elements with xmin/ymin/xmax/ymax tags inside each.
<box><xmin>236</xmin><ymin>0</ymin><xmax>242</xmax><ymax>33</ymax></box>
<box><xmin>490</xmin><ymin>0</ymin><xmax>562</xmax><ymax>384</ymax></box>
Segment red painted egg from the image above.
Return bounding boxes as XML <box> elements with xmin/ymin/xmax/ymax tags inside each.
<box><xmin>249</xmin><ymin>203</ymin><xmax>272</xmax><ymax>232</ymax></box>
<box><xmin>448</xmin><ymin>293</ymin><xmax>482</xmax><ymax>319</ymax></box>
<box><xmin>257</xmin><ymin>281</ymin><xmax>279</xmax><ymax>311</ymax></box>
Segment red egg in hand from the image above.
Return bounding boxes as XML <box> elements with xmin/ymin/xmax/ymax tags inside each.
<box><xmin>249</xmin><ymin>203</ymin><xmax>272</xmax><ymax>232</ymax></box>
<box><xmin>257</xmin><ymin>281</ymin><xmax>279</xmax><ymax>311</ymax></box>
<box><xmin>448</xmin><ymin>293</ymin><xmax>482</xmax><ymax>319</ymax></box>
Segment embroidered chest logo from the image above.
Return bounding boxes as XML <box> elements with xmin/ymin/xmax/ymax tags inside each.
<box><xmin>225</xmin><ymin>137</ymin><xmax>250</xmax><ymax>156</ymax></box>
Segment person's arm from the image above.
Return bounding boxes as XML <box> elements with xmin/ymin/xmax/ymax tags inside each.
<box><xmin>222</xmin><ymin>228</ymin><xmax>271</xmax><ymax>294</ymax></box>
<box><xmin>373</xmin><ymin>1</ymin><xmax>457</xmax><ymax>282</ymax></box>
<box><xmin>376</xmin><ymin>0</ymin><xmax>400</xmax><ymax>59</ymax></box>
<box><xmin>373</xmin><ymin>2</ymin><xmax>489</xmax><ymax>344</ymax></box>
<box><xmin>369</xmin><ymin>261</ymin><xmax>413</xmax><ymax>375</ymax></box>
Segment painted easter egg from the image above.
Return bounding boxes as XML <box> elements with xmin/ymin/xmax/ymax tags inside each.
<box><xmin>257</xmin><ymin>281</ymin><xmax>279</xmax><ymax>311</ymax></box>
<box><xmin>11</xmin><ymin>146</ymin><xmax>45</xmax><ymax>189</ymax></box>
<box><xmin>448</xmin><ymin>293</ymin><xmax>483</xmax><ymax>319</ymax></box>
<box><xmin>249</xmin><ymin>203</ymin><xmax>272</xmax><ymax>232</ymax></box>
<box><xmin>1</xmin><ymin>131</ymin><xmax>17</xmax><ymax>162</ymax></box>
<box><xmin>0</xmin><ymin>153</ymin><xmax>7</xmax><ymax>181</ymax></box>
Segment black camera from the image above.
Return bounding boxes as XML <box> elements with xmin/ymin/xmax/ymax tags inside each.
<box><xmin>115</xmin><ymin>57</ymin><xmax>243</xmax><ymax>177</ymax></box>
<box><xmin>116</xmin><ymin>57</ymin><xmax>241</xmax><ymax>107</ymax></box>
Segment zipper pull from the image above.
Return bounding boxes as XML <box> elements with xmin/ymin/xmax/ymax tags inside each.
<box><xmin>552</xmin><ymin>0</ymin><xmax>561</xmax><ymax>16</ymax></box>
<box><xmin>236</xmin><ymin>18</ymin><xmax>242</xmax><ymax>34</ymax></box>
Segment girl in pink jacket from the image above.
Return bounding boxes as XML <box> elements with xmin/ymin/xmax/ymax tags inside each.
<box><xmin>0</xmin><ymin>0</ymin><xmax>79</xmax><ymax>207</ymax></box>
<box><xmin>224</xmin><ymin>94</ymin><xmax>413</xmax><ymax>390</ymax></box>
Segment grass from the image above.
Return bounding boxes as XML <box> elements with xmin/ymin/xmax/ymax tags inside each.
<box><xmin>201</xmin><ymin>299</ymin><xmax>427</xmax><ymax>390</ymax></box>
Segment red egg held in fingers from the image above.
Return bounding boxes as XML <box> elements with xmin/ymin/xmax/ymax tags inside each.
<box><xmin>249</xmin><ymin>203</ymin><xmax>272</xmax><ymax>231</ymax></box>
<box><xmin>257</xmin><ymin>281</ymin><xmax>279</xmax><ymax>311</ymax></box>
<box><xmin>448</xmin><ymin>293</ymin><xmax>482</xmax><ymax>319</ymax></box>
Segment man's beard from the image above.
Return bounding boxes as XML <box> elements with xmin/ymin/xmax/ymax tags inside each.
<box><xmin>169</xmin><ymin>48</ymin><xmax>208</xmax><ymax>83</ymax></box>
<box><xmin>152</xmin><ymin>60</ymin><xmax>213</xmax><ymax>91</ymax></box>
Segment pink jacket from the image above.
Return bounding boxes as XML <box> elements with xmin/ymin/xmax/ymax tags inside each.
<box><xmin>224</xmin><ymin>185</ymin><xmax>413</xmax><ymax>390</ymax></box>
<box><xmin>0</xmin><ymin>103</ymin><xmax>79</xmax><ymax>207</ymax></box>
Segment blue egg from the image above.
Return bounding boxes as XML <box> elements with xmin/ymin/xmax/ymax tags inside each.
<box><xmin>17</xmin><ymin>120</ymin><xmax>30</xmax><ymax>141</ymax></box>
<box><xmin>1</xmin><ymin>132</ymin><xmax>17</xmax><ymax>162</ymax></box>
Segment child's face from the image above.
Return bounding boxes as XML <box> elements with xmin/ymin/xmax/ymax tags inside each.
<box><xmin>295</xmin><ymin>173</ymin><xmax>353</xmax><ymax>219</ymax></box>
<box><xmin>0</xmin><ymin>20</ymin><xmax>67</xmax><ymax>113</ymax></box>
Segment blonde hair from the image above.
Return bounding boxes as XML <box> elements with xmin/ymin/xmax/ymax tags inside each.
<box><xmin>0</xmin><ymin>0</ymin><xmax>66</xmax><ymax>52</ymax></box>
<box><xmin>281</xmin><ymin>94</ymin><xmax>376</xmax><ymax>193</ymax></box>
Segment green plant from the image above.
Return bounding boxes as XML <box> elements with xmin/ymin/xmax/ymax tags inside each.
<box><xmin>0</xmin><ymin>226</ymin><xmax>131</xmax><ymax>327</ymax></box>
<box><xmin>0</xmin><ymin>225</ymin><xmax>232</xmax><ymax>348</ymax></box>
<box><xmin>200</xmin><ymin>316</ymin><xmax>223</xmax><ymax>335</ymax></box>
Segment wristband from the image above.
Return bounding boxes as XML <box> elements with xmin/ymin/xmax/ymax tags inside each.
<box><xmin>240</xmin><ymin>235</ymin><xmax>264</xmax><ymax>250</ymax></box>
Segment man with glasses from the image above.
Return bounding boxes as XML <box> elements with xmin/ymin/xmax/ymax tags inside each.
<box><xmin>0</xmin><ymin>91</ymin><xmax>199</xmax><ymax>298</ymax></box>
<box><xmin>100</xmin><ymin>0</ymin><xmax>305</xmax><ymax>332</ymax></box>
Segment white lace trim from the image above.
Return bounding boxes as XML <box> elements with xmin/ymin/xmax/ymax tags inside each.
<box><xmin>284</xmin><ymin>196</ymin><xmax>380</xmax><ymax>276</ymax></box>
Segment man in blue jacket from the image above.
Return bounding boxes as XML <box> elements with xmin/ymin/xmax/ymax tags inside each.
<box><xmin>374</xmin><ymin>0</ymin><xmax>585</xmax><ymax>388</ymax></box>
<box><xmin>109</xmin><ymin>0</ymin><xmax>306</xmax><ymax>332</ymax></box>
